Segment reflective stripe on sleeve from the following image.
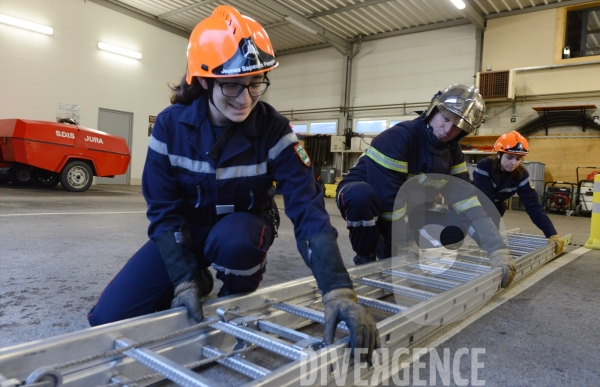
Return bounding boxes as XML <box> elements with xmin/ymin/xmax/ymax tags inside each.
<box><xmin>268</xmin><ymin>132</ymin><xmax>298</xmax><ymax>162</ymax></box>
<box><xmin>450</xmin><ymin>162</ymin><xmax>467</xmax><ymax>175</ymax></box>
<box><xmin>451</xmin><ymin>196</ymin><xmax>482</xmax><ymax>214</ymax></box>
<box><xmin>365</xmin><ymin>147</ymin><xmax>408</xmax><ymax>173</ymax></box>
<box><xmin>474</xmin><ymin>167</ymin><xmax>488</xmax><ymax>177</ymax></box>
<box><xmin>380</xmin><ymin>205</ymin><xmax>407</xmax><ymax>221</ymax></box>
<box><xmin>518</xmin><ymin>176</ymin><xmax>530</xmax><ymax>187</ymax></box>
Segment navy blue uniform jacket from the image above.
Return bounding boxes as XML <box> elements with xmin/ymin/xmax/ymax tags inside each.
<box><xmin>474</xmin><ymin>157</ymin><xmax>557</xmax><ymax>237</ymax></box>
<box><xmin>142</xmin><ymin>96</ymin><xmax>336</xmax><ymax>257</ymax></box>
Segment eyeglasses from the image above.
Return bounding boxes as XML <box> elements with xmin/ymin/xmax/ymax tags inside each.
<box><xmin>214</xmin><ymin>80</ymin><xmax>270</xmax><ymax>97</ymax></box>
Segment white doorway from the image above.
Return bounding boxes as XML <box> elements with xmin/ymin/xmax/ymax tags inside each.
<box><xmin>96</xmin><ymin>108</ymin><xmax>133</xmax><ymax>185</ymax></box>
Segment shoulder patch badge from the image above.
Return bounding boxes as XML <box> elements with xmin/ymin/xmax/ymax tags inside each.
<box><xmin>529</xmin><ymin>181</ymin><xmax>535</xmax><ymax>190</ymax></box>
<box><xmin>294</xmin><ymin>143</ymin><xmax>311</xmax><ymax>167</ymax></box>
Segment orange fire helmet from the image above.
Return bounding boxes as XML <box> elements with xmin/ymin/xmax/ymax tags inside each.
<box><xmin>185</xmin><ymin>5</ymin><xmax>278</xmax><ymax>83</ymax></box>
<box><xmin>493</xmin><ymin>131</ymin><xmax>529</xmax><ymax>155</ymax></box>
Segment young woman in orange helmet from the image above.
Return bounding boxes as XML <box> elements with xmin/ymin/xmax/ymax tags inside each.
<box><xmin>88</xmin><ymin>5</ymin><xmax>378</xmax><ymax>360</ymax></box>
<box><xmin>474</xmin><ymin>131</ymin><xmax>564</xmax><ymax>253</ymax></box>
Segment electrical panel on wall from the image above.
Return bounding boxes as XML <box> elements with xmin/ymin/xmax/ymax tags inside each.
<box><xmin>330</xmin><ymin>135</ymin><xmax>346</xmax><ymax>152</ymax></box>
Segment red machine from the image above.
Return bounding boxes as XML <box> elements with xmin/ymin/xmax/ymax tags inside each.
<box><xmin>0</xmin><ymin>119</ymin><xmax>131</xmax><ymax>192</ymax></box>
<box><xmin>543</xmin><ymin>181</ymin><xmax>576</xmax><ymax>214</ymax></box>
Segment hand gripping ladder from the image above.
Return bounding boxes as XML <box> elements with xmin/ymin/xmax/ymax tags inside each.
<box><xmin>0</xmin><ymin>231</ymin><xmax>570</xmax><ymax>387</ymax></box>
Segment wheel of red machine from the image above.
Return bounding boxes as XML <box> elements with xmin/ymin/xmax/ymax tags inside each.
<box><xmin>9</xmin><ymin>164</ymin><xmax>33</xmax><ymax>186</ymax></box>
<box><xmin>59</xmin><ymin>160</ymin><xmax>93</xmax><ymax>192</ymax></box>
<box><xmin>33</xmin><ymin>168</ymin><xmax>60</xmax><ymax>188</ymax></box>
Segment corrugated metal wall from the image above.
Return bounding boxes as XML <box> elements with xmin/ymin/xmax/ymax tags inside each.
<box><xmin>264</xmin><ymin>24</ymin><xmax>478</xmax><ymax>123</ymax></box>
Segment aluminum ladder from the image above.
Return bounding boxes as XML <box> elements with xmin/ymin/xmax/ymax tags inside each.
<box><xmin>0</xmin><ymin>230</ymin><xmax>570</xmax><ymax>387</ymax></box>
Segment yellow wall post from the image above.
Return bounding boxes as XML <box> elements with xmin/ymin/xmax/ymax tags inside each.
<box><xmin>584</xmin><ymin>174</ymin><xmax>600</xmax><ymax>250</ymax></box>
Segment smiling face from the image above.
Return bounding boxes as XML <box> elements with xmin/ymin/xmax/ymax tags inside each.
<box><xmin>199</xmin><ymin>74</ymin><xmax>265</xmax><ymax>126</ymax></box>
<box><xmin>428</xmin><ymin>110</ymin><xmax>464</xmax><ymax>143</ymax></box>
<box><xmin>499</xmin><ymin>153</ymin><xmax>523</xmax><ymax>172</ymax></box>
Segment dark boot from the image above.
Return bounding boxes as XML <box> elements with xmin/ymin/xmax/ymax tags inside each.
<box><xmin>353</xmin><ymin>252</ymin><xmax>377</xmax><ymax>265</ymax></box>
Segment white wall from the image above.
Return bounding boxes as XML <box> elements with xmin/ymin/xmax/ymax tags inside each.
<box><xmin>0</xmin><ymin>0</ymin><xmax>188</xmax><ymax>184</ymax></box>
<box><xmin>263</xmin><ymin>47</ymin><xmax>345</xmax><ymax>116</ymax></box>
<box><xmin>264</xmin><ymin>24</ymin><xmax>478</xmax><ymax>122</ymax></box>
<box><xmin>351</xmin><ymin>24</ymin><xmax>477</xmax><ymax>110</ymax></box>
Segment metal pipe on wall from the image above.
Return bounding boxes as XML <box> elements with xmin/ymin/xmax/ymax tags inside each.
<box><xmin>343</xmin><ymin>35</ymin><xmax>362</xmax><ymax>132</ymax></box>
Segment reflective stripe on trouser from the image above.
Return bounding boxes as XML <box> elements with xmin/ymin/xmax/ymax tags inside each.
<box><xmin>206</xmin><ymin>211</ymin><xmax>277</xmax><ymax>296</ymax></box>
<box><xmin>88</xmin><ymin>210</ymin><xmax>278</xmax><ymax>326</ymax></box>
<box><xmin>336</xmin><ymin>181</ymin><xmax>389</xmax><ymax>257</ymax></box>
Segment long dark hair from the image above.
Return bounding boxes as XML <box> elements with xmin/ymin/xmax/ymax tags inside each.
<box><xmin>489</xmin><ymin>153</ymin><xmax>525</xmax><ymax>181</ymax></box>
<box><xmin>169</xmin><ymin>74</ymin><xmax>208</xmax><ymax>105</ymax></box>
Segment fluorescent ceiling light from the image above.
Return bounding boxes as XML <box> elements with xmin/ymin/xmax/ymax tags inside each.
<box><xmin>450</xmin><ymin>0</ymin><xmax>466</xmax><ymax>9</ymax></box>
<box><xmin>285</xmin><ymin>17</ymin><xmax>318</xmax><ymax>35</ymax></box>
<box><xmin>98</xmin><ymin>42</ymin><xmax>142</xmax><ymax>59</ymax></box>
<box><xmin>0</xmin><ymin>14</ymin><xmax>53</xmax><ymax>35</ymax></box>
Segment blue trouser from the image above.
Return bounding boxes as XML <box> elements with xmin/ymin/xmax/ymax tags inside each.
<box><xmin>336</xmin><ymin>181</ymin><xmax>394</xmax><ymax>259</ymax></box>
<box><xmin>88</xmin><ymin>210</ymin><xmax>278</xmax><ymax>326</ymax></box>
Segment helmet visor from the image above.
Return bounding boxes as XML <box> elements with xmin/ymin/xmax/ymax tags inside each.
<box><xmin>438</xmin><ymin>106</ymin><xmax>476</xmax><ymax>134</ymax></box>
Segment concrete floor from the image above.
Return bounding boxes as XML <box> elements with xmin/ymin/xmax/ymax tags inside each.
<box><xmin>0</xmin><ymin>183</ymin><xmax>599</xmax><ymax>386</ymax></box>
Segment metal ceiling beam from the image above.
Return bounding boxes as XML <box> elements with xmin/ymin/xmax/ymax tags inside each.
<box><xmin>461</xmin><ymin>0</ymin><xmax>486</xmax><ymax>32</ymax></box>
<box><xmin>256</xmin><ymin>0</ymin><xmax>348</xmax><ymax>55</ymax></box>
<box><xmin>157</xmin><ymin>0</ymin><xmax>221</xmax><ymax>20</ymax></box>
<box><xmin>347</xmin><ymin>19</ymin><xmax>472</xmax><ymax>43</ymax></box>
<box><xmin>310</xmin><ymin>0</ymin><xmax>397</xmax><ymax>18</ymax></box>
<box><xmin>277</xmin><ymin>19</ymin><xmax>472</xmax><ymax>56</ymax></box>
<box><xmin>88</xmin><ymin>0</ymin><xmax>190</xmax><ymax>37</ymax></box>
<box><xmin>485</xmin><ymin>0</ymin><xmax>599</xmax><ymax>19</ymax></box>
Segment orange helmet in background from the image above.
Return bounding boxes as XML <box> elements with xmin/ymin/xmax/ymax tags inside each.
<box><xmin>493</xmin><ymin>131</ymin><xmax>529</xmax><ymax>155</ymax></box>
<box><xmin>185</xmin><ymin>5</ymin><xmax>278</xmax><ymax>83</ymax></box>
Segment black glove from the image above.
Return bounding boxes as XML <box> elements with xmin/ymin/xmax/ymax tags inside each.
<box><xmin>323</xmin><ymin>288</ymin><xmax>380</xmax><ymax>363</ymax></box>
<box><xmin>172</xmin><ymin>281</ymin><xmax>204</xmax><ymax>322</ymax></box>
<box><xmin>155</xmin><ymin>224</ymin><xmax>198</xmax><ymax>286</ymax></box>
<box><xmin>299</xmin><ymin>233</ymin><xmax>380</xmax><ymax>362</ymax></box>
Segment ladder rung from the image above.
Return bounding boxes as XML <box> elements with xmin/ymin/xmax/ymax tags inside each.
<box><xmin>409</xmin><ymin>263</ymin><xmax>480</xmax><ymax>282</ymax></box>
<box><xmin>383</xmin><ymin>270</ymin><xmax>460</xmax><ymax>291</ymax></box>
<box><xmin>271</xmin><ymin>303</ymin><xmax>349</xmax><ymax>332</ymax></box>
<box><xmin>257</xmin><ymin>320</ymin><xmax>314</xmax><ymax>342</ymax></box>
<box><xmin>210</xmin><ymin>321</ymin><xmax>307</xmax><ymax>360</ymax></box>
<box><xmin>357</xmin><ymin>295</ymin><xmax>405</xmax><ymax>314</ymax></box>
<box><xmin>353</xmin><ymin>277</ymin><xmax>438</xmax><ymax>301</ymax></box>
<box><xmin>430</xmin><ymin>258</ymin><xmax>491</xmax><ymax>273</ymax></box>
<box><xmin>115</xmin><ymin>338</ymin><xmax>218</xmax><ymax>387</ymax></box>
<box><xmin>202</xmin><ymin>345</ymin><xmax>270</xmax><ymax>380</ymax></box>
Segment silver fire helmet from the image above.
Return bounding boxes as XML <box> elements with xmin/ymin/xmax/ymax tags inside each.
<box><xmin>423</xmin><ymin>84</ymin><xmax>485</xmax><ymax>135</ymax></box>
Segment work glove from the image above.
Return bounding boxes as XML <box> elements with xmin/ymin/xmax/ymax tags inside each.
<box><xmin>548</xmin><ymin>234</ymin><xmax>564</xmax><ymax>255</ymax></box>
<box><xmin>488</xmin><ymin>248</ymin><xmax>516</xmax><ymax>288</ymax></box>
<box><xmin>322</xmin><ymin>288</ymin><xmax>380</xmax><ymax>363</ymax></box>
<box><xmin>172</xmin><ymin>281</ymin><xmax>204</xmax><ymax>322</ymax></box>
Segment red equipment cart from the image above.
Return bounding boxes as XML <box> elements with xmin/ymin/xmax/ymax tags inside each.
<box><xmin>0</xmin><ymin>119</ymin><xmax>131</xmax><ymax>192</ymax></box>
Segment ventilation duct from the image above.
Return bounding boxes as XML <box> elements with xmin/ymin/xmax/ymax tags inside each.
<box><xmin>476</xmin><ymin>69</ymin><xmax>515</xmax><ymax>101</ymax></box>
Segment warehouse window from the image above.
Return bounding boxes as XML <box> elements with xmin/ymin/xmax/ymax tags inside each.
<box><xmin>355</xmin><ymin>120</ymin><xmax>387</xmax><ymax>133</ymax></box>
<box><xmin>310</xmin><ymin>122</ymin><xmax>337</xmax><ymax>134</ymax></box>
<box><xmin>290</xmin><ymin>124</ymin><xmax>308</xmax><ymax>133</ymax></box>
<box><xmin>290</xmin><ymin>121</ymin><xmax>337</xmax><ymax>134</ymax></box>
<box><xmin>565</xmin><ymin>5</ymin><xmax>600</xmax><ymax>58</ymax></box>
<box><xmin>556</xmin><ymin>3</ymin><xmax>600</xmax><ymax>62</ymax></box>
<box><xmin>353</xmin><ymin>115</ymin><xmax>418</xmax><ymax>135</ymax></box>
